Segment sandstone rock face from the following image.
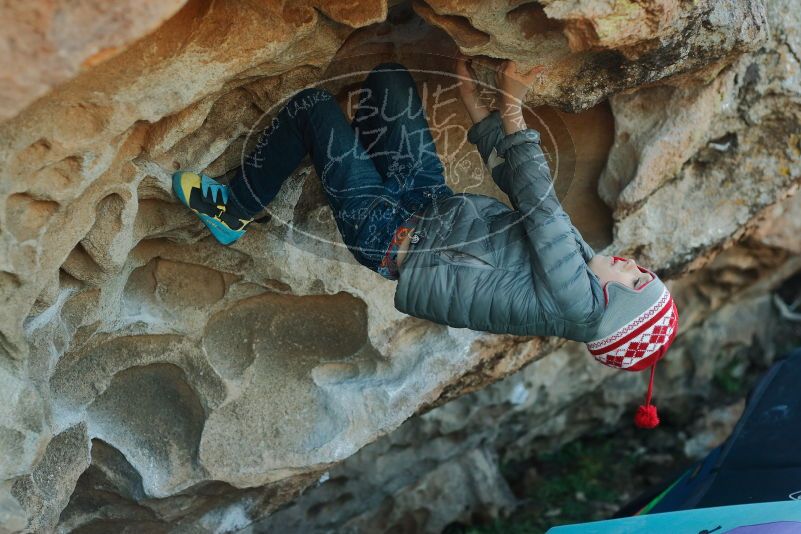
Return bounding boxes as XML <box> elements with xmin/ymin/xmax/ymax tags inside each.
<box><xmin>0</xmin><ymin>1</ymin><xmax>190</xmax><ymax>122</ymax></box>
<box><xmin>0</xmin><ymin>0</ymin><xmax>798</xmax><ymax>531</ymax></box>
<box><xmin>414</xmin><ymin>0</ymin><xmax>767</xmax><ymax>110</ymax></box>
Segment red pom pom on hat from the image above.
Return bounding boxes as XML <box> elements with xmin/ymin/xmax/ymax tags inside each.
<box><xmin>635</xmin><ymin>404</ymin><xmax>659</xmax><ymax>429</ymax></box>
<box><xmin>634</xmin><ymin>363</ymin><xmax>660</xmax><ymax>429</ymax></box>
<box><xmin>586</xmin><ymin>290</ymin><xmax>679</xmax><ymax>430</ymax></box>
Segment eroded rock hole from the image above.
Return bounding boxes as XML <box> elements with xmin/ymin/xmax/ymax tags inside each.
<box><xmin>86</xmin><ymin>363</ymin><xmax>206</xmax><ymax>497</ymax></box>
<box><xmin>412</xmin><ymin>3</ymin><xmax>491</xmax><ymax>49</ymax></box>
<box><xmin>60</xmin><ymin>193</ymin><xmax>130</xmax><ymax>284</ymax></box>
<box><xmin>505</xmin><ymin>2</ymin><xmax>562</xmax><ymax>39</ymax></box>
<box><xmin>81</xmin><ymin>193</ymin><xmax>127</xmax><ymax>268</ymax></box>
<box><xmin>60</xmin><ymin>241</ymin><xmax>105</xmax><ymax>285</ymax></box>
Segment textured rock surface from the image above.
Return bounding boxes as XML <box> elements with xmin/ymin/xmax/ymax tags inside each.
<box><xmin>0</xmin><ymin>0</ymin><xmax>798</xmax><ymax>531</ymax></box>
<box><xmin>0</xmin><ymin>0</ymin><xmax>189</xmax><ymax>122</ymax></box>
<box><xmin>414</xmin><ymin>0</ymin><xmax>767</xmax><ymax>110</ymax></box>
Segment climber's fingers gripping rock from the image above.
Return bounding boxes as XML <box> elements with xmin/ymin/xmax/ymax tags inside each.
<box><xmin>454</xmin><ymin>52</ymin><xmax>480</xmax><ymax>101</ymax></box>
<box><xmin>455</xmin><ymin>52</ymin><xmax>494</xmax><ymax>124</ymax></box>
<box><xmin>494</xmin><ymin>59</ymin><xmax>545</xmax><ymax>104</ymax></box>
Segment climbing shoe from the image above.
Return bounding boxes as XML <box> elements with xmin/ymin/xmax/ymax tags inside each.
<box><xmin>172</xmin><ymin>171</ymin><xmax>256</xmax><ymax>245</ymax></box>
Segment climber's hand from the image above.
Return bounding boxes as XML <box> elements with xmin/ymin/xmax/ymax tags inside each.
<box><xmin>495</xmin><ymin>59</ymin><xmax>544</xmax><ymax>105</ymax></box>
<box><xmin>454</xmin><ymin>52</ymin><xmax>479</xmax><ymax>101</ymax></box>
<box><xmin>454</xmin><ymin>52</ymin><xmax>491</xmax><ymax>124</ymax></box>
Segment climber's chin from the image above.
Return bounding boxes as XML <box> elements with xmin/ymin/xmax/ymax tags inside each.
<box><xmin>588</xmin><ymin>254</ymin><xmax>652</xmax><ymax>290</ymax></box>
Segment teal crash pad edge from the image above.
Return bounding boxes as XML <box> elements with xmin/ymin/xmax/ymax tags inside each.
<box><xmin>547</xmin><ymin>500</ymin><xmax>801</xmax><ymax>534</ymax></box>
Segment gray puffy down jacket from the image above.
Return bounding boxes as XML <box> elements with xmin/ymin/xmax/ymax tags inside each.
<box><xmin>393</xmin><ymin>110</ymin><xmax>607</xmax><ymax>341</ymax></box>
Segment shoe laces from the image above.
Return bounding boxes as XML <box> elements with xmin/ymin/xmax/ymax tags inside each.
<box><xmin>201</xmin><ymin>175</ymin><xmax>229</xmax><ymax>205</ymax></box>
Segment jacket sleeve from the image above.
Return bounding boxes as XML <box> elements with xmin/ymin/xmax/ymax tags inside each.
<box><xmin>466</xmin><ymin>111</ymin><xmax>517</xmax><ymax>204</ymax></box>
<box><xmin>571</xmin><ymin>225</ymin><xmax>597</xmax><ymax>264</ymax></box>
<box><xmin>494</xmin><ymin>127</ymin><xmax>600</xmax><ymax>322</ymax></box>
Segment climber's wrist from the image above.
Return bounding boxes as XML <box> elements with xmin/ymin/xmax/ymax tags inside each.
<box><xmin>462</xmin><ymin>97</ymin><xmax>492</xmax><ymax>124</ymax></box>
<box><xmin>500</xmin><ymin>93</ymin><xmax>523</xmax><ymax>109</ymax></box>
<box><xmin>500</xmin><ymin>99</ymin><xmax>526</xmax><ymax>134</ymax></box>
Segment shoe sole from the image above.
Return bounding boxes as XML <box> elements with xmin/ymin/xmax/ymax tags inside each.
<box><xmin>172</xmin><ymin>171</ymin><xmax>245</xmax><ymax>246</ymax></box>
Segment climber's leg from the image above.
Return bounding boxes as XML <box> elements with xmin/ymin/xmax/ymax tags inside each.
<box><xmin>227</xmin><ymin>87</ymin><xmax>397</xmax><ymax>269</ymax></box>
<box><xmin>350</xmin><ymin>62</ymin><xmax>453</xmax><ymax>215</ymax></box>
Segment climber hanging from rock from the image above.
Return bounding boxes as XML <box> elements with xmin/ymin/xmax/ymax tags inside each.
<box><xmin>172</xmin><ymin>56</ymin><xmax>679</xmax><ymax>428</ymax></box>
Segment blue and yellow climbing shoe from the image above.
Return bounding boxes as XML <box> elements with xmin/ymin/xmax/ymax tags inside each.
<box><xmin>172</xmin><ymin>171</ymin><xmax>255</xmax><ymax>245</ymax></box>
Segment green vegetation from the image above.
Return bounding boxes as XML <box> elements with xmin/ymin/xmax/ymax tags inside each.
<box><xmin>466</xmin><ymin>438</ymin><xmax>643</xmax><ymax>534</ymax></box>
<box><xmin>713</xmin><ymin>358</ymin><xmax>747</xmax><ymax>395</ymax></box>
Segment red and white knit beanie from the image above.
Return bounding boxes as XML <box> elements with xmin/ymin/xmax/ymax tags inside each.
<box><xmin>586</xmin><ymin>257</ymin><xmax>679</xmax><ymax>429</ymax></box>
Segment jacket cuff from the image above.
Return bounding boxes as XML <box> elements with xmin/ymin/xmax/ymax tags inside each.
<box><xmin>467</xmin><ymin>110</ymin><xmax>502</xmax><ymax>144</ymax></box>
<box><xmin>496</xmin><ymin>128</ymin><xmax>541</xmax><ymax>157</ymax></box>
<box><xmin>577</xmin><ymin>235</ymin><xmax>596</xmax><ymax>263</ymax></box>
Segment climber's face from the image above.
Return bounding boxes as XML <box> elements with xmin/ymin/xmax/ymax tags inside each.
<box><xmin>588</xmin><ymin>254</ymin><xmax>653</xmax><ymax>291</ymax></box>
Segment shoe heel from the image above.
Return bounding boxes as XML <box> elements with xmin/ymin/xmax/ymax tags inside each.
<box><xmin>172</xmin><ymin>171</ymin><xmax>192</xmax><ymax>207</ymax></box>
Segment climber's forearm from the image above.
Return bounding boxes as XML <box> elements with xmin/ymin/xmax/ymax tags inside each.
<box><xmin>500</xmin><ymin>98</ymin><xmax>526</xmax><ymax>135</ymax></box>
<box><xmin>461</xmin><ymin>96</ymin><xmax>492</xmax><ymax>124</ymax></box>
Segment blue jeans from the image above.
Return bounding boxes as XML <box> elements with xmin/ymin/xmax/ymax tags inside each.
<box><xmin>228</xmin><ymin>63</ymin><xmax>454</xmax><ymax>276</ymax></box>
